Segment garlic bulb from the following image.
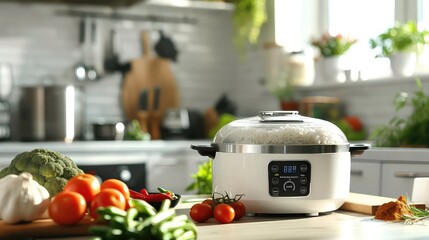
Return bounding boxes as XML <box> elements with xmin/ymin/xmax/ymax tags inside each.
<box><xmin>0</xmin><ymin>172</ymin><xmax>50</xmax><ymax>224</ymax></box>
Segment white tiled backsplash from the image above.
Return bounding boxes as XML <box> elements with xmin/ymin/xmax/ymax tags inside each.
<box><xmin>0</xmin><ymin>2</ymin><xmax>243</xmax><ymax>140</ymax></box>
<box><xmin>1</xmin><ymin>1</ymin><xmax>427</xmax><ymax>140</ymax></box>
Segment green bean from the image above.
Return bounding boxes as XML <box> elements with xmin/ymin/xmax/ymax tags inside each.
<box><xmin>104</xmin><ymin>228</ymin><xmax>125</xmax><ymax>240</ymax></box>
<box><xmin>130</xmin><ymin>198</ymin><xmax>157</xmax><ymax>217</ymax></box>
<box><xmin>159</xmin><ymin>199</ymin><xmax>172</xmax><ymax>212</ymax></box>
<box><xmin>172</xmin><ymin>228</ymin><xmax>185</xmax><ymax>239</ymax></box>
<box><xmin>150</xmin><ymin>208</ymin><xmax>175</xmax><ymax>225</ymax></box>
<box><xmin>109</xmin><ymin>216</ymin><xmax>126</xmax><ymax>230</ymax></box>
<box><xmin>176</xmin><ymin>230</ymin><xmax>197</xmax><ymax>240</ymax></box>
<box><xmin>125</xmin><ymin>207</ymin><xmax>139</xmax><ymax>231</ymax></box>
<box><xmin>97</xmin><ymin>206</ymin><xmax>127</xmax><ymax>221</ymax></box>
<box><xmin>89</xmin><ymin>199</ymin><xmax>197</xmax><ymax>240</ymax></box>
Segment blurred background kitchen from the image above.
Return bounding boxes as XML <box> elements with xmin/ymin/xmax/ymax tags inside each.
<box><xmin>0</xmin><ymin>0</ymin><xmax>429</xmax><ymax>197</ymax></box>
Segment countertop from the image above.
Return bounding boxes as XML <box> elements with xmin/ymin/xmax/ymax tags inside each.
<box><xmin>0</xmin><ymin>140</ymin><xmax>210</xmax><ymax>165</ymax></box>
<box><xmin>32</xmin><ymin>200</ymin><xmax>429</xmax><ymax>240</ymax></box>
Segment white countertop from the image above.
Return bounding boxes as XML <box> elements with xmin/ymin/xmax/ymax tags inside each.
<box><xmin>174</xmin><ymin>201</ymin><xmax>429</xmax><ymax>240</ymax></box>
<box><xmin>35</xmin><ymin>201</ymin><xmax>429</xmax><ymax>240</ymax></box>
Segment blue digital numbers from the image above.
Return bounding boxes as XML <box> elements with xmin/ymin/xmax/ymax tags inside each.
<box><xmin>283</xmin><ymin>165</ymin><xmax>297</xmax><ymax>174</ymax></box>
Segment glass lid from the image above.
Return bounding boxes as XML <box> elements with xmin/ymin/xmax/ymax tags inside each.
<box><xmin>213</xmin><ymin>111</ymin><xmax>348</xmax><ymax>145</ymax></box>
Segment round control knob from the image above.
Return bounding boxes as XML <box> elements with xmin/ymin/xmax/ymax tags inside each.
<box><xmin>283</xmin><ymin>180</ymin><xmax>295</xmax><ymax>192</ymax></box>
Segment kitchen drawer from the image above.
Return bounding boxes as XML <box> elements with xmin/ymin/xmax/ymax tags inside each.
<box><xmin>381</xmin><ymin>163</ymin><xmax>429</xmax><ymax>198</ymax></box>
<box><xmin>350</xmin><ymin>161</ymin><xmax>381</xmax><ymax>195</ymax></box>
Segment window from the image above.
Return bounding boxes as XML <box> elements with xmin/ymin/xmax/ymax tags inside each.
<box><xmin>273</xmin><ymin>0</ymin><xmax>428</xmax><ymax>82</ymax></box>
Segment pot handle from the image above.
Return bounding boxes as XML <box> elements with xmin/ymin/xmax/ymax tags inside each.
<box><xmin>349</xmin><ymin>144</ymin><xmax>370</xmax><ymax>157</ymax></box>
<box><xmin>190</xmin><ymin>144</ymin><xmax>217</xmax><ymax>159</ymax></box>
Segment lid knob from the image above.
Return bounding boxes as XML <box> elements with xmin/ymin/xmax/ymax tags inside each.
<box><xmin>258</xmin><ymin>111</ymin><xmax>303</xmax><ymax>122</ymax></box>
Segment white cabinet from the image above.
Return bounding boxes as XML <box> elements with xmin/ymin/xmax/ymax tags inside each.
<box><xmin>381</xmin><ymin>163</ymin><xmax>429</xmax><ymax>198</ymax></box>
<box><xmin>350</xmin><ymin>161</ymin><xmax>381</xmax><ymax>195</ymax></box>
<box><xmin>350</xmin><ymin>148</ymin><xmax>429</xmax><ymax>198</ymax></box>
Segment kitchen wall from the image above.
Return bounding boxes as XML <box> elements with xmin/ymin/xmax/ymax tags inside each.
<box><xmin>1</xmin><ymin>1</ymin><xmax>427</xmax><ymax>141</ymax></box>
<box><xmin>0</xmin><ymin>1</ymin><xmax>251</xmax><ymax>140</ymax></box>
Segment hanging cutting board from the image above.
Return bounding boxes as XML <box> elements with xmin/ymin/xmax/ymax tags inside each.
<box><xmin>340</xmin><ymin>192</ymin><xmax>426</xmax><ymax>215</ymax></box>
<box><xmin>122</xmin><ymin>31</ymin><xmax>180</xmax><ymax>138</ymax></box>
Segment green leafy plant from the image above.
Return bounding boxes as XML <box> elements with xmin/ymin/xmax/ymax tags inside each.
<box><xmin>186</xmin><ymin>159</ymin><xmax>212</xmax><ymax>195</ymax></box>
<box><xmin>370</xmin><ymin>78</ymin><xmax>429</xmax><ymax>147</ymax></box>
<box><xmin>232</xmin><ymin>0</ymin><xmax>267</xmax><ymax>54</ymax></box>
<box><xmin>268</xmin><ymin>71</ymin><xmax>296</xmax><ymax>102</ymax></box>
<box><xmin>311</xmin><ymin>33</ymin><xmax>357</xmax><ymax>57</ymax></box>
<box><xmin>369</xmin><ymin>21</ymin><xmax>429</xmax><ymax>57</ymax></box>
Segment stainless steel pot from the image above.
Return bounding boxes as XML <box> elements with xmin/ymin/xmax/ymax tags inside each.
<box><xmin>19</xmin><ymin>85</ymin><xmax>84</xmax><ymax>141</ymax></box>
<box><xmin>192</xmin><ymin>111</ymin><xmax>369</xmax><ymax>215</ymax></box>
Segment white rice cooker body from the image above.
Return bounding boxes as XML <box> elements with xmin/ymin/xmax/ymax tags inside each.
<box><xmin>212</xmin><ymin>151</ymin><xmax>351</xmax><ymax>215</ymax></box>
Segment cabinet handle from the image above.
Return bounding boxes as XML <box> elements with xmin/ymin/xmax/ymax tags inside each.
<box><xmin>350</xmin><ymin>170</ymin><xmax>363</xmax><ymax>176</ymax></box>
<box><xmin>394</xmin><ymin>171</ymin><xmax>429</xmax><ymax>178</ymax></box>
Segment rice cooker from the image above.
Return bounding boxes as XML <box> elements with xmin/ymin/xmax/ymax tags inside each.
<box><xmin>191</xmin><ymin>111</ymin><xmax>369</xmax><ymax>216</ymax></box>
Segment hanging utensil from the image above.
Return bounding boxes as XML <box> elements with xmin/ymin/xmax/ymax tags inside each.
<box><xmin>150</xmin><ymin>85</ymin><xmax>161</xmax><ymax>139</ymax></box>
<box><xmin>74</xmin><ymin>17</ymin><xmax>87</xmax><ymax>82</ymax></box>
<box><xmin>154</xmin><ymin>30</ymin><xmax>178</xmax><ymax>62</ymax></box>
<box><xmin>85</xmin><ymin>19</ymin><xmax>98</xmax><ymax>81</ymax></box>
<box><xmin>137</xmin><ymin>89</ymin><xmax>149</xmax><ymax>133</ymax></box>
<box><xmin>104</xmin><ymin>28</ymin><xmax>120</xmax><ymax>73</ymax></box>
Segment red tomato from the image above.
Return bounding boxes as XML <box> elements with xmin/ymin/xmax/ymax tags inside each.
<box><xmin>90</xmin><ymin>188</ymin><xmax>126</xmax><ymax>219</ymax></box>
<box><xmin>213</xmin><ymin>203</ymin><xmax>235</xmax><ymax>224</ymax></box>
<box><xmin>64</xmin><ymin>173</ymin><xmax>101</xmax><ymax>203</ymax></box>
<box><xmin>100</xmin><ymin>179</ymin><xmax>130</xmax><ymax>200</ymax></box>
<box><xmin>48</xmin><ymin>191</ymin><xmax>87</xmax><ymax>225</ymax></box>
<box><xmin>190</xmin><ymin>203</ymin><xmax>213</xmax><ymax>223</ymax></box>
<box><xmin>230</xmin><ymin>201</ymin><xmax>246</xmax><ymax>220</ymax></box>
<box><xmin>202</xmin><ymin>199</ymin><xmax>214</xmax><ymax>207</ymax></box>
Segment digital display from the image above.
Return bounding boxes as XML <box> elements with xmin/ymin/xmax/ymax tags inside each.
<box><xmin>283</xmin><ymin>165</ymin><xmax>297</xmax><ymax>174</ymax></box>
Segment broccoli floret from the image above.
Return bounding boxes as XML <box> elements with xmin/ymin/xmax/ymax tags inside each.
<box><xmin>44</xmin><ymin>177</ymin><xmax>68</xmax><ymax>197</ymax></box>
<box><xmin>0</xmin><ymin>148</ymin><xmax>84</xmax><ymax>197</ymax></box>
<box><xmin>63</xmin><ymin>167</ymin><xmax>83</xmax><ymax>179</ymax></box>
<box><xmin>0</xmin><ymin>167</ymin><xmax>8</xmax><ymax>178</ymax></box>
<box><xmin>40</xmin><ymin>162</ymin><xmax>64</xmax><ymax>178</ymax></box>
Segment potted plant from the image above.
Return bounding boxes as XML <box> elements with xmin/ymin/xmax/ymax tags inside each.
<box><xmin>370</xmin><ymin>78</ymin><xmax>429</xmax><ymax>147</ymax></box>
<box><xmin>369</xmin><ymin>21</ymin><xmax>429</xmax><ymax>77</ymax></box>
<box><xmin>268</xmin><ymin>71</ymin><xmax>299</xmax><ymax>111</ymax></box>
<box><xmin>311</xmin><ymin>33</ymin><xmax>357</xmax><ymax>82</ymax></box>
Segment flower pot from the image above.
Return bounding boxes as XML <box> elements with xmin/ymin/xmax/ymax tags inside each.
<box><xmin>280</xmin><ymin>101</ymin><xmax>299</xmax><ymax>111</ymax></box>
<box><xmin>389</xmin><ymin>52</ymin><xmax>417</xmax><ymax>77</ymax></box>
<box><xmin>320</xmin><ymin>56</ymin><xmax>341</xmax><ymax>83</ymax></box>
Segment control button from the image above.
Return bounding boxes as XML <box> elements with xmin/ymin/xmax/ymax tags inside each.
<box><xmin>271</xmin><ymin>165</ymin><xmax>279</xmax><ymax>173</ymax></box>
<box><xmin>272</xmin><ymin>177</ymin><xmax>279</xmax><ymax>185</ymax></box>
<box><xmin>300</xmin><ymin>165</ymin><xmax>308</xmax><ymax>172</ymax></box>
<box><xmin>272</xmin><ymin>187</ymin><xmax>280</xmax><ymax>195</ymax></box>
<box><xmin>283</xmin><ymin>181</ymin><xmax>295</xmax><ymax>192</ymax></box>
<box><xmin>300</xmin><ymin>177</ymin><xmax>307</xmax><ymax>184</ymax></box>
<box><xmin>300</xmin><ymin>186</ymin><xmax>308</xmax><ymax>195</ymax></box>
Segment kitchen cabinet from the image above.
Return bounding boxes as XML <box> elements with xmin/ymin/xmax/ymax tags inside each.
<box><xmin>350</xmin><ymin>161</ymin><xmax>381</xmax><ymax>195</ymax></box>
<box><xmin>381</xmin><ymin>163</ymin><xmax>429</xmax><ymax>198</ymax></box>
<box><xmin>350</xmin><ymin>147</ymin><xmax>429</xmax><ymax>198</ymax></box>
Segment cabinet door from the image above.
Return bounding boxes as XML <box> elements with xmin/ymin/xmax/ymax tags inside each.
<box><xmin>350</xmin><ymin>161</ymin><xmax>381</xmax><ymax>195</ymax></box>
<box><xmin>381</xmin><ymin>163</ymin><xmax>429</xmax><ymax>198</ymax></box>
<box><xmin>146</xmin><ymin>156</ymin><xmax>188</xmax><ymax>195</ymax></box>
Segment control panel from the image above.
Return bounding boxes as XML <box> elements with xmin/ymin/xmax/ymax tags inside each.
<box><xmin>268</xmin><ymin>160</ymin><xmax>311</xmax><ymax>197</ymax></box>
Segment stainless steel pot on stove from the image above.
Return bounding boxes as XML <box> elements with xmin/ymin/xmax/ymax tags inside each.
<box><xmin>19</xmin><ymin>85</ymin><xmax>84</xmax><ymax>141</ymax></box>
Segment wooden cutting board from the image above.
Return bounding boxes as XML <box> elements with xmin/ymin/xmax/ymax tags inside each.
<box><xmin>0</xmin><ymin>215</ymin><xmax>97</xmax><ymax>239</ymax></box>
<box><xmin>122</xmin><ymin>31</ymin><xmax>180</xmax><ymax>139</ymax></box>
<box><xmin>340</xmin><ymin>192</ymin><xmax>426</xmax><ymax>215</ymax></box>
